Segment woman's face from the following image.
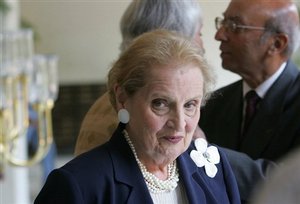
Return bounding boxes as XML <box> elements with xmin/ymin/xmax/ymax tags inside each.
<box><xmin>124</xmin><ymin>63</ymin><xmax>204</xmax><ymax>165</ymax></box>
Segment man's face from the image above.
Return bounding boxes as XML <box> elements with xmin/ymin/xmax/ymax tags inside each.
<box><xmin>214</xmin><ymin>0</ymin><xmax>271</xmax><ymax>79</ymax></box>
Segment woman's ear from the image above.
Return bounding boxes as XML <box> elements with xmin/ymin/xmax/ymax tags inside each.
<box><xmin>114</xmin><ymin>84</ymin><xmax>127</xmax><ymax>110</ymax></box>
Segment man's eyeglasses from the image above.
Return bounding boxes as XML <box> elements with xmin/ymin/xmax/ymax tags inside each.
<box><xmin>215</xmin><ymin>17</ymin><xmax>265</xmax><ymax>33</ymax></box>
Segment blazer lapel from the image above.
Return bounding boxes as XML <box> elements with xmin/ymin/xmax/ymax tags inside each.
<box><xmin>241</xmin><ymin>61</ymin><xmax>300</xmax><ymax>158</ymax></box>
<box><xmin>177</xmin><ymin>151</ymin><xmax>218</xmax><ymax>204</ymax></box>
<box><xmin>108</xmin><ymin>125</ymin><xmax>153</xmax><ymax>203</ymax></box>
<box><xmin>216</xmin><ymin>81</ymin><xmax>244</xmax><ymax>149</ymax></box>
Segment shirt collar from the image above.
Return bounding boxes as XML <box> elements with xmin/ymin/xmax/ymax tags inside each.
<box><xmin>243</xmin><ymin>62</ymin><xmax>287</xmax><ymax>98</ymax></box>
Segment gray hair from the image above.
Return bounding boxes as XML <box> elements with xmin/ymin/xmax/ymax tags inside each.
<box><xmin>119</xmin><ymin>0</ymin><xmax>202</xmax><ymax>52</ymax></box>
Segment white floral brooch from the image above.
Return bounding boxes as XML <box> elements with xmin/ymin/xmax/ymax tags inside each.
<box><xmin>190</xmin><ymin>138</ymin><xmax>220</xmax><ymax>178</ymax></box>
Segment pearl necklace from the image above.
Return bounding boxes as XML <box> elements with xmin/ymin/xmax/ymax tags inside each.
<box><xmin>123</xmin><ymin>130</ymin><xmax>179</xmax><ymax>193</ymax></box>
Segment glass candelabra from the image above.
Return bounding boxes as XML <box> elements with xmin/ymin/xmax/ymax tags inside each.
<box><xmin>0</xmin><ymin>29</ymin><xmax>58</xmax><ymax>177</ymax></box>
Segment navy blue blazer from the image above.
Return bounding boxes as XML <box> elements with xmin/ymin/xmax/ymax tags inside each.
<box><xmin>35</xmin><ymin>124</ymin><xmax>240</xmax><ymax>204</ymax></box>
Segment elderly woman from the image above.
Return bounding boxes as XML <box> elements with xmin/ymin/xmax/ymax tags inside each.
<box><xmin>74</xmin><ymin>0</ymin><xmax>204</xmax><ymax>156</ymax></box>
<box><xmin>34</xmin><ymin>30</ymin><xmax>240</xmax><ymax>204</ymax></box>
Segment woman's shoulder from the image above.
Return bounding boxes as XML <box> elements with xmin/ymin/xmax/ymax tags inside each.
<box><xmin>61</xmin><ymin>144</ymin><xmax>114</xmax><ymax>176</ymax></box>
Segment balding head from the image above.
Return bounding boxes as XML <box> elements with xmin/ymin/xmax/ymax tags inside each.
<box><xmin>228</xmin><ymin>0</ymin><xmax>300</xmax><ymax>56</ymax></box>
<box><xmin>230</xmin><ymin>0</ymin><xmax>296</xmax><ymax>12</ymax></box>
<box><xmin>264</xmin><ymin>0</ymin><xmax>300</xmax><ymax>55</ymax></box>
<box><xmin>216</xmin><ymin>0</ymin><xmax>300</xmax><ymax>86</ymax></box>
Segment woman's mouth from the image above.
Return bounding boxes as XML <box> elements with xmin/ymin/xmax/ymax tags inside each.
<box><xmin>164</xmin><ymin>136</ymin><xmax>183</xmax><ymax>144</ymax></box>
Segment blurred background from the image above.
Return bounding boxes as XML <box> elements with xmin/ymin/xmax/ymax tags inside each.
<box><xmin>4</xmin><ymin>0</ymin><xmax>299</xmax><ymax>203</ymax></box>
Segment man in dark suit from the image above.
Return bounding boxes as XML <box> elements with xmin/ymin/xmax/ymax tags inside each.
<box><xmin>199</xmin><ymin>0</ymin><xmax>300</xmax><ymax>202</ymax></box>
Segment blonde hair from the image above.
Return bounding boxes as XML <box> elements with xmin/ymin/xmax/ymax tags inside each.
<box><xmin>108</xmin><ymin>29</ymin><xmax>215</xmax><ymax>109</ymax></box>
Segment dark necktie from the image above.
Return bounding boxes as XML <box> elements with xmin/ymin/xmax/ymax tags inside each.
<box><xmin>242</xmin><ymin>90</ymin><xmax>261</xmax><ymax>136</ymax></box>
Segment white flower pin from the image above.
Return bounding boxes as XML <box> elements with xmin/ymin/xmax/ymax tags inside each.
<box><xmin>190</xmin><ymin>138</ymin><xmax>220</xmax><ymax>178</ymax></box>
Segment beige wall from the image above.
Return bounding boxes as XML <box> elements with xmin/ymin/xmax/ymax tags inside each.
<box><xmin>20</xmin><ymin>0</ymin><xmax>240</xmax><ymax>88</ymax></box>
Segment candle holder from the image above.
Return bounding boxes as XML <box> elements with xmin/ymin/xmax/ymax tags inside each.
<box><xmin>0</xmin><ymin>29</ymin><xmax>58</xmax><ymax>177</ymax></box>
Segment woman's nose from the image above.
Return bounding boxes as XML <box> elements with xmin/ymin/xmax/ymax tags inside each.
<box><xmin>166</xmin><ymin>110</ymin><xmax>186</xmax><ymax>131</ymax></box>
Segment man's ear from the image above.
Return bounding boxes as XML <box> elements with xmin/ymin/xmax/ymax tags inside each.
<box><xmin>268</xmin><ymin>33</ymin><xmax>288</xmax><ymax>55</ymax></box>
<box><xmin>114</xmin><ymin>84</ymin><xmax>127</xmax><ymax>109</ymax></box>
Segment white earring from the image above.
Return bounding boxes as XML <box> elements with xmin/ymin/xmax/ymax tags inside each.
<box><xmin>118</xmin><ymin>108</ymin><xmax>130</xmax><ymax>124</ymax></box>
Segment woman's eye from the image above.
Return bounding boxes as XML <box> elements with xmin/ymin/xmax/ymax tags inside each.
<box><xmin>184</xmin><ymin>101</ymin><xmax>197</xmax><ymax>116</ymax></box>
<box><xmin>151</xmin><ymin>98</ymin><xmax>170</xmax><ymax>115</ymax></box>
<box><xmin>152</xmin><ymin>99</ymin><xmax>167</xmax><ymax>109</ymax></box>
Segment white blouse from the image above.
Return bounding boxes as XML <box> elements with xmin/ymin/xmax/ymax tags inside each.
<box><xmin>150</xmin><ymin>181</ymin><xmax>188</xmax><ymax>204</ymax></box>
